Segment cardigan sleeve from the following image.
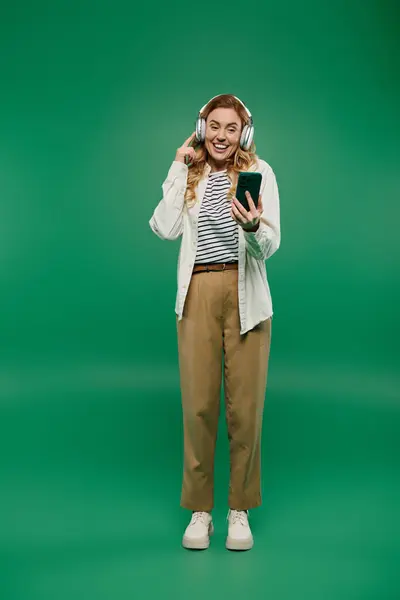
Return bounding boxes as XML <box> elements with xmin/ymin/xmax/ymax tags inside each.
<box><xmin>243</xmin><ymin>165</ymin><xmax>281</xmax><ymax>260</ymax></box>
<box><xmin>149</xmin><ymin>161</ymin><xmax>188</xmax><ymax>240</ymax></box>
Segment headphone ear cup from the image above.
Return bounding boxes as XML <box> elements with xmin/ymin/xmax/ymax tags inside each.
<box><xmin>196</xmin><ymin>117</ymin><xmax>206</xmax><ymax>142</ymax></box>
<box><xmin>240</xmin><ymin>124</ymin><xmax>254</xmax><ymax>151</ymax></box>
<box><xmin>240</xmin><ymin>125</ymin><xmax>249</xmax><ymax>149</ymax></box>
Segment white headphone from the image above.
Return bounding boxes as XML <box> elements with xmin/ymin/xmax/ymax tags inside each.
<box><xmin>195</xmin><ymin>94</ymin><xmax>254</xmax><ymax>151</ymax></box>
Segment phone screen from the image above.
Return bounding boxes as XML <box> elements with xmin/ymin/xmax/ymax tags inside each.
<box><xmin>236</xmin><ymin>172</ymin><xmax>262</xmax><ymax>211</ymax></box>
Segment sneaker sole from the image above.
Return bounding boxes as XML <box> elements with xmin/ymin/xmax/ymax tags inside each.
<box><xmin>182</xmin><ymin>522</ymin><xmax>214</xmax><ymax>550</ymax></box>
<box><xmin>226</xmin><ymin>536</ymin><xmax>254</xmax><ymax>551</ymax></box>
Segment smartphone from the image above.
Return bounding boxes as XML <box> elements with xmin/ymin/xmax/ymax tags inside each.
<box><xmin>235</xmin><ymin>172</ymin><xmax>262</xmax><ymax>211</ymax></box>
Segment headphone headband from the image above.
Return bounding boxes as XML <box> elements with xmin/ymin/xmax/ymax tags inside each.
<box><xmin>199</xmin><ymin>94</ymin><xmax>253</xmax><ymax>124</ymax></box>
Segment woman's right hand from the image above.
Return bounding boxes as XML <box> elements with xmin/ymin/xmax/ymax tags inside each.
<box><xmin>175</xmin><ymin>132</ymin><xmax>198</xmax><ymax>165</ymax></box>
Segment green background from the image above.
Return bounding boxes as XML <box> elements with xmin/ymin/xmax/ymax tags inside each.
<box><xmin>1</xmin><ymin>1</ymin><xmax>399</xmax><ymax>598</ymax></box>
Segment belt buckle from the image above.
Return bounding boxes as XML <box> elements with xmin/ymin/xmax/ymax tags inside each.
<box><xmin>222</xmin><ymin>263</ymin><xmax>226</xmax><ymax>270</ymax></box>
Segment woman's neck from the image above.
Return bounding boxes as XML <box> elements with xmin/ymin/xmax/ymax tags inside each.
<box><xmin>207</xmin><ymin>157</ymin><xmax>228</xmax><ymax>173</ymax></box>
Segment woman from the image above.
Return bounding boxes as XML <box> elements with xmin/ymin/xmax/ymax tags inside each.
<box><xmin>149</xmin><ymin>94</ymin><xmax>280</xmax><ymax>551</ymax></box>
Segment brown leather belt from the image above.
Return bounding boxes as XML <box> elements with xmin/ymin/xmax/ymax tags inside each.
<box><xmin>192</xmin><ymin>262</ymin><xmax>238</xmax><ymax>274</ymax></box>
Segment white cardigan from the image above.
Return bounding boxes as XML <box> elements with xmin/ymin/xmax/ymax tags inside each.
<box><xmin>149</xmin><ymin>158</ymin><xmax>281</xmax><ymax>334</ymax></box>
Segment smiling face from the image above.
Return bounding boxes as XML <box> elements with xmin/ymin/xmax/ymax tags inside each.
<box><xmin>204</xmin><ymin>107</ymin><xmax>242</xmax><ymax>170</ymax></box>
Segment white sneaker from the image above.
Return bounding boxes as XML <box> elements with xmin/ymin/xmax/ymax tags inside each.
<box><xmin>226</xmin><ymin>509</ymin><xmax>254</xmax><ymax>550</ymax></box>
<box><xmin>182</xmin><ymin>511</ymin><xmax>214</xmax><ymax>550</ymax></box>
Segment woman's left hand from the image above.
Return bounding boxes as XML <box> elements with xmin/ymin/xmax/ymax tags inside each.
<box><xmin>230</xmin><ymin>192</ymin><xmax>263</xmax><ymax>232</ymax></box>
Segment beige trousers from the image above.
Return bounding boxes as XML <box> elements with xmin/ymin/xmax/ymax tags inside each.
<box><xmin>176</xmin><ymin>268</ymin><xmax>271</xmax><ymax>511</ymax></box>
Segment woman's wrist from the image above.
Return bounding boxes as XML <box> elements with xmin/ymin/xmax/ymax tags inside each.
<box><xmin>244</xmin><ymin>222</ymin><xmax>260</xmax><ymax>232</ymax></box>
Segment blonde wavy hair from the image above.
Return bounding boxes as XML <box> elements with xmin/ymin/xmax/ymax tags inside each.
<box><xmin>184</xmin><ymin>94</ymin><xmax>258</xmax><ymax>208</ymax></box>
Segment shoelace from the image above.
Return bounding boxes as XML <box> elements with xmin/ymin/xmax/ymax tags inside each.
<box><xmin>228</xmin><ymin>510</ymin><xmax>249</xmax><ymax>526</ymax></box>
<box><xmin>190</xmin><ymin>511</ymin><xmax>209</xmax><ymax>525</ymax></box>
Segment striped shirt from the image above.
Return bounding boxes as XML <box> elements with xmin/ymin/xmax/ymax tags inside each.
<box><xmin>194</xmin><ymin>170</ymin><xmax>239</xmax><ymax>265</ymax></box>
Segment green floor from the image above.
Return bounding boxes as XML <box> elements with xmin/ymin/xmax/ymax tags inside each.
<box><xmin>1</xmin><ymin>360</ymin><xmax>398</xmax><ymax>600</ymax></box>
